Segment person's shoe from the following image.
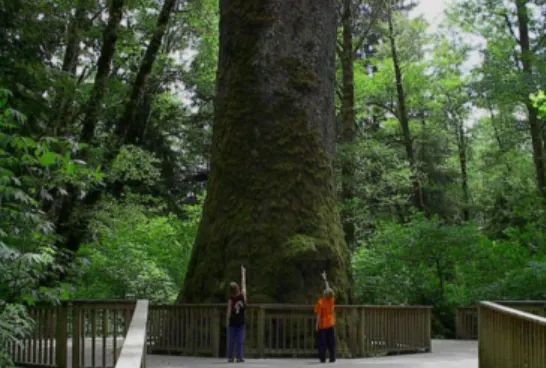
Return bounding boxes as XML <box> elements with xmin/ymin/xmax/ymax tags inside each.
<box><xmin>319</xmin><ymin>359</ymin><xmax>326</xmax><ymax>363</ymax></box>
<box><xmin>227</xmin><ymin>358</ymin><xmax>234</xmax><ymax>363</ymax></box>
<box><xmin>236</xmin><ymin>358</ymin><xmax>245</xmax><ymax>363</ymax></box>
<box><xmin>329</xmin><ymin>359</ymin><xmax>336</xmax><ymax>363</ymax></box>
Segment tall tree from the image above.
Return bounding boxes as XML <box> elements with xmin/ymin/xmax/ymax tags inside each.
<box><xmin>514</xmin><ymin>0</ymin><xmax>545</xmax><ymax>195</ymax></box>
<box><xmin>338</xmin><ymin>0</ymin><xmax>359</xmax><ymax>250</ymax></box>
<box><xmin>180</xmin><ymin>0</ymin><xmax>352</xmax><ymax>304</ymax></box>
<box><xmin>80</xmin><ymin>0</ymin><xmax>125</xmax><ymax>142</ymax></box>
<box><xmin>115</xmin><ymin>0</ymin><xmax>178</xmax><ymax>144</ymax></box>
<box><xmin>451</xmin><ymin>0</ymin><xmax>546</xmax><ymax>196</ymax></box>
<box><xmin>337</xmin><ymin>0</ymin><xmax>386</xmax><ymax>249</ymax></box>
<box><xmin>386</xmin><ymin>3</ymin><xmax>425</xmax><ymax>211</ymax></box>
<box><xmin>429</xmin><ymin>37</ymin><xmax>473</xmax><ymax>221</ymax></box>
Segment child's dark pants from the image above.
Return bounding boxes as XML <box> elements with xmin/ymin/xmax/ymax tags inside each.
<box><xmin>317</xmin><ymin>327</ymin><xmax>336</xmax><ymax>362</ymax></box>
<box><xmin>228</xmin><ymin>325</ymin><xmax>245</xmax><ymax>360</ymax></box>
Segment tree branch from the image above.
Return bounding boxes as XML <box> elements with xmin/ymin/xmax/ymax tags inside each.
<box><xmin>335</xmin><ymin>85</ymin><xmax>343</xmax><ymax>101</ymax></box>
<box><xmin>367</xmin><ymin>100</ymin><xmax>398</xmax><ymax>119</ymax></box>
<box><xmin>532</xmin><ymin>33</ymin><xmax>546</xmax><ymax>52</ymax></box>
<box><xmin>336</xmin><ymin>40</ymin><xmax>343</xmax><ymax>58</ymax></box>
<box><xmin>502</xmin><ymin>13</ymin><xmax>520</xmax><ymax>44</ymax></box>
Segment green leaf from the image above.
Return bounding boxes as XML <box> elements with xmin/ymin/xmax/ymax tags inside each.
<box><xmin>39</xmin><ymin>152</ymin><xmax>58</xmax><ymax>167</ymax></box>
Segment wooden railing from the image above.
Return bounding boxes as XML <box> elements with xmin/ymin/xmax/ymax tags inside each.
<box><xmin>8</xmin><ymin>302</ymin><xmax>432</xmax><ymax>366</ymax></box>
<box><xmin>8</xmin><ymin>300</ymin><xmax>137</xmax><ymax>368</ymax></box>
<box><xmin>478</xmin><ymin>301</ymin><xmax>546</xmax><ymax>368</ymax></box>
<box><xmin>114</xmin><ymin>300</ymin><xmax>148</xmax><ymax>368</ymax></box>
<box><xmin>147</xmin><ymin>304</ymin><xmax>432</xmax><ymax>358</ymax></box>
<box><xmin>456</xmin><ymin>306</ymin><xmax>478</xmax><ymax>340</ymax></box>
<box><xmin>456</xmin><ymin>301</ymin><xmax>546</xmax><ymax>340</ymax></box>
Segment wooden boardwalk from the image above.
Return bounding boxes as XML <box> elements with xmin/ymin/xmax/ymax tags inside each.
<box><xmin>13</xmin><ymin>301</ymin><xmax>546</xmax><ymax>368</ymax></box>
<box><xmin>146</xmin><ymin>340</ymin><xmax>478</xmax><ymax>368</ymax></box>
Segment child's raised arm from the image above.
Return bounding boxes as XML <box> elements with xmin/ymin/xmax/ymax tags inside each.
<box><xmin>241</xmin><ymin>265</ymin><xmax>247</xmax><ymax>301</ymax></box>
<box><xmin>321</xmin><ymin>270</ymin><xmax>330</xmax><ymax>290</ymax></box>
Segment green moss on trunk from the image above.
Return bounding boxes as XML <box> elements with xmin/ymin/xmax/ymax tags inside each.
<box><xmin>180</xmin><ymin>0</ymin><xmax>351</xmax><ymax>304</ymax></box>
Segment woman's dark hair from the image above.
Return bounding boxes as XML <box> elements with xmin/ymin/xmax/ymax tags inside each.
<box><xmin>229</xmin><ymin>282</ymin><xmax>240</xmax><ymax>297</ymax></box>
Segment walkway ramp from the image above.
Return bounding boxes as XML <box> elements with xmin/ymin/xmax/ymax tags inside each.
<box><xmin>147</xmin><ymin>340</ymin><xmax>478</xmax><ymax>368</ymax></box>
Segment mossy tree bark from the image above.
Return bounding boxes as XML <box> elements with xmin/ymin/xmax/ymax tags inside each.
<box><xmin>180</xmin><ymin>0</ymin><xmax>352</xmax><ymax>304</ymax></box>
<box><xmin>339</xmin><ymin>0</ymin><xmax>357</xmax><ymax>252</ymax></box>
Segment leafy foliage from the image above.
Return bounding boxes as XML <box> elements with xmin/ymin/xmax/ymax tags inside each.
<box><xmin>0</xmin><ymin>88</ymin><xmax>98</xmax><ymax>363</ymax></box>
<box><xmin>71</xmin><ymin>195</ymin><xmax>201</xmax><ymax>303</ymax></box>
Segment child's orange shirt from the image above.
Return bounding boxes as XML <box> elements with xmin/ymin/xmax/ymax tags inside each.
<box><xmin>314</xmin><ymin>297</ymin><xmax>335</xmax><ymax>330</ymax></box>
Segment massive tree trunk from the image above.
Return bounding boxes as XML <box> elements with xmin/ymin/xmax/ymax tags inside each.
<box><xmin>339</xmin><ymin>0</ymin><xmax>357</xmax><ymax>251</ymax></box>
<box><xmin>180</xmin><ymin>0</ymin><xmax>351</xmax><ymax>304</ymax></box>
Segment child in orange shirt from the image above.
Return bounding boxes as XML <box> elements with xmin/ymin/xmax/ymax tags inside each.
<box><xmin>314</xmin><ymin>271</ymin><xmax>336</xmax><ymax>363</ymax></box>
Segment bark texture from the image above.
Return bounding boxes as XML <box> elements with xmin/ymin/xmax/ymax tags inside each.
<box><xmin>339</xmin><ymin>0</ymin><xmax>357</xmax><ymax>251</ymax></box>
<box><xmin>180</xmin><ymin>0</ymin><xmax>351</xmax><ymax>304</ymax></box>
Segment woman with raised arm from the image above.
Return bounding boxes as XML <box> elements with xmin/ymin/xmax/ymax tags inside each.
<box><xmin>314</xmin><ymin>270</ymin><xmax>336</xmax><ymax>363</ymax></box>
<box><xmin>226</xmin><ymin>265</ymin><xmax>247</xmax><ymax>363</ymax></box>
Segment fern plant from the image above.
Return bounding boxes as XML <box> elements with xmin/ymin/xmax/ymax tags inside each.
<box><xmin>0</xmin><ymin>88</ymin><xmax>103</xmax><ymax>366</ymax></box>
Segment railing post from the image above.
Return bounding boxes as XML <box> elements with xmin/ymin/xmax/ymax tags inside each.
<box><xmin>211</xmin><ymin>308</ymin><xmax>220</xmax><ymax>357</ymax></box>
<box><xmin>72</xmin><ymin>304</ymin><xmax>81</xmax><ymax>368</ymax></box>
<box><xmin>425</xmin><ymin>307</ymin><xmax>431</xmax><ymax>352</ymax></box>
<box><xmin>358</xmin><ymin>307</ymin><xmax>365</xmax><ymax>356</ymax></box>
<box><xmin>55</xmin><ymin>303</ymin><xmax>68</xmax><ymax>368</ymax></box>
<box><xmin>455</xmin><ymin>308</ymin><xmax>461</xmax><ymax>339</ymax></box>
<box><xmin>348</xmin><ymin>308</ymin><xmax>358</xmax><ymax>357</ymax></box>
<box><xmin>257</xmin><ymin>306</ymin><xmax>265</xmax><ymax>358</ymax></box>
<box><xmin>142</xmin><ymin>315</ymin><xmax>147</xmax><ymax>368</ymax></box>
<box><xmin>477</xmin><ymin>304</ymin><xmax>484</xmax><ymax>367</ymax></box>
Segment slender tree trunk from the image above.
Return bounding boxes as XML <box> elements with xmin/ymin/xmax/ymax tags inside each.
<box><xmin>43</xmin><ymin>3</ymin><xmax>88</xmax><ymax>214</ymax></box>
<box><xmin>56</xmin><ymin>0</ymin><xmax>176</xmax><ymax>255</ymax></box>
<box><xmin>43</xmin><ymin>0</ymin><xmax>174</xmax><ymax>288</ymax></box>
<box><xmin>115</xmin><ymin>0</ymin><xmax>177</xmax><ymax>144</ymax></box>
<box><xmin>180</xmin><ymin>0</ymin><xmax>351</xmax><ymax>304</ymax></box>
<box><xmin>54</xmin><ymin>0</ymin><xmax>125</xmax><ymax>255</ymax></box>
<box><xmin>339</xmin><ymin>0</ymin><xmax>357</xmax><ymax>250</ymax></box>
<box><xmin>515</xmin><ymin>0</ymin><xmax>545</xmax><ymax>195</ymax></box>
<box><xmin>80</xmin><ymin>0</ymin><xmax>125</xmax><ymax>142</ymax></box>
<box><xmin>62</xmin><ymin>5</ymin><xmax>86</xmax><ymax>75</ymax></box>
<box><xmin>50</xmin><ymin>3</ymin><xmax>87</xmax><ymax>136</ymax></box>
<box><xmin>387</xmin><ymin>5</ymin><xmax>424</xmax><ymax>211</ymax></box>
<box><xmin>456</xmin><ymin>122</ymin><xmax>470</xmax><ymax>221</ymax></box>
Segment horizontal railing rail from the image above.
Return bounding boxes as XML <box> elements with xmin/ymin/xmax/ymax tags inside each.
<box><xmin>478</xmin><ymin>301</ymin><xmax>546</xmax><ymax>368</ymax></box>
<box><xmin>8</xmin><ymin>300</ymin><xmax>137</xmax><ymax>368</ymax></box>
<box><xmin>8</xmin><ymin>301</ymin><xmax>432</xmax><ymax>365</ymax></box>
<box><xmin>147</xmin><ymin>303</ymin><xmax>432</xmax><ymax>358</ymax></box>
<box><xmin>456</xmin><ymin>300</ymin><xmax>546</xmax><ymax>340</ymax></box>
<box><xmin>114</xmin><ymin>300</ymin><xmax>148</xmax><ymax>368</ymax></box>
